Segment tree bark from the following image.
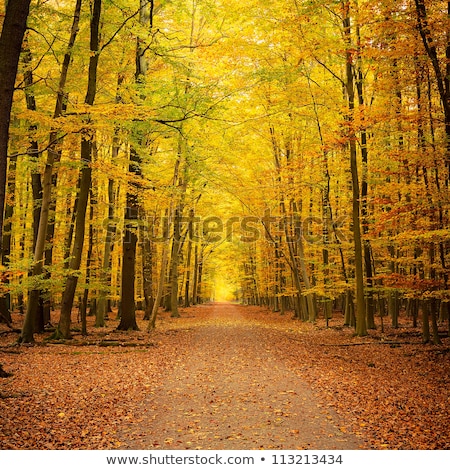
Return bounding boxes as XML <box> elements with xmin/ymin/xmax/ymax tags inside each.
<box><xmin>0</xmin><ymin>152</ymin><xmax>17</xmax><ymax>324</ymax></box>
<box><xmin>0</xmin><ymin>0</ymin><xmax>31</xmax><ymax>248</ymax></box>
<box><xmin>415</xmin><ymin>0</ymin><xmax>450</xmax><ymax>158</ymax></box>
<box><xmin>80</xmin><ymin>187</ymin><xmax>96</xmax><ymax>335</ymax></box>
<box><xmin>19</xmin><ymin>0</ymin><xmax>82</xmax><ymax>343</ymax></box>
<box><xmin>97</xmin><ymin>71</ymin><xmax>123</xmax><ymax>326</ymax></box>
<box><xmin>355</xmin><ymin>14</ymin><xmax>375</xmax><ymax>329</ymax></box>
<box><xmin>22</xmin><ymin>37</ymin><xmax>48</xmax><ymax>332</ymax></box>
<box><xmin>142</xmin><ymin>232</ymin><xmax>154</xmax><ymax>320</ymax></box>
<box><xmin>118</xmin><ymin>204</ymin><xmax>139</xmax><ymax>331</ymax></box>
<box><xmin>192</xmin><ymin>243</ymin><xmax>199</xmax><ymax>305</ymax></box>
<box><xmin>118</xmin><ymin>0</ymin><xmax>153</xmax><ymax>330</ymax></box>
<box><xmin>97</xmin><ymin>178</ymin><xmax>115</xmax><ymax>327</ymax></box>
<box><xmin>169</xmin><ymin>209</ymin><xmax>181</xmax><ymax>317</ymax></box>
<box><xmin>342</xmin><ymin>0</ymin><xmax>367</xmax><ymax>336</ymax></box>
<box><xmin>58</xmin><ymin>140</ymin><xmax>93</xmax><ymax>338</ymax></box>
<box><xmin>0</xmin><ymin>0</ymin><xmax>31</xmax><ymax>324</ymax></box>
<box><xmin>117</xmin><ymin>145</ymin><xmax>140</xmax><ymax>331</ymax></box>
<box><xmin>57</xmin><ymin>0</ymin><xmax>101</xmax><ymax>339</ymax></box>
<box><xmin>148</xmin><ymin>214</ymin><xmax>170</xmax><ymax>330</ymax></box>
<box><xmin>184</xmin><ymin>209</ymin><xmax>194</xmax><ymax>307</ymax></box>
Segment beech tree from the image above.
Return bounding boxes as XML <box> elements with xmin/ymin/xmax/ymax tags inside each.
<box><xmin>0</xmin><ymin>0</ymin><xmax>31</xmax><ymax>324</ymax></box>
<box><xmin>57</xmin><ymin>0</ymin><xmax>102</xmax><ymax>339</ymax></box>
<box><xmin>342</xmin><ymin>0</ymin><xmax>367</xmax><ymax>336</ymax></box>
<box><xmin>19</xmin><ymin>0</ymin><xmax>83</xmax><ymax>343</ymax></box>
<box><xmin>117</xmin><ymin>0</ymin><xmax>154</xmax><ymax>331</ymax></box>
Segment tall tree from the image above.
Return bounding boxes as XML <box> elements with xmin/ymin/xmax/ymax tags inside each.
<box><xmin>19</xmin><ymin>0</ymin><xmax>83</xmax><ymax>343</ymax></box>
<box><xmin>414</xmin><ymin>0</ymin><xmax>450</xmax><ymax>168</ymax></box>
<box><xmin>0</xmin><ymin>0</ymin><xmax>32</xmax><ymax>323</ymax></box>
<box><xmin>57</xmin><ymin>0</ymin><xmax>102</xmax><ymax>339</ymax></box>
<box><xmin>342</xmin><ymin>0</ymin><xmax>367</xmax><ymax>336</ymax></box>
<box><xmin>118</xmin><ymin>0</ymin><xmax>154</xmax><ymax>331</ymax></box>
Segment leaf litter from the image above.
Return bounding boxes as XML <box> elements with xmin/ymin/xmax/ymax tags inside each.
<box><xmin>0</xmin><ymin>302</ymin><xmax>449</xmax><ymax>449</ymax></box>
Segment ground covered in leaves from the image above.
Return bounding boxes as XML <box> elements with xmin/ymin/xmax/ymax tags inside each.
<box><xmin>0</xmin><ymin>302</ymin><xmax>449</xmax><ymax>450</ymax></box>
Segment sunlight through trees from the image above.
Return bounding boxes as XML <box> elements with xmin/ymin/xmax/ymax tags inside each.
<box><xmin>0</xmin><ymin>0</ymin><xmax>449</xmax><ymax>342</ymax></box>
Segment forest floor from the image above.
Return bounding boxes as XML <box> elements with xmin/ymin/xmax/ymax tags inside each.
<box><xmin>0</xmin><ymin>302</ymin><xmax>449</xmax><ymax>450</ymax></box>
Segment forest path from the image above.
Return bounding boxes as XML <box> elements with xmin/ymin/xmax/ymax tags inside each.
<box><xmin>118</xmin><ymin>302</ymin><xmax>365</xmax><ymax>450</ymax></box>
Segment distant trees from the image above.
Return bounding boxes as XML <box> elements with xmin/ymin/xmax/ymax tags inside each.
<box><xmin>231</xmin><ymin>0</ymin><xmax>450</xmax><ymax>340</ymax></box>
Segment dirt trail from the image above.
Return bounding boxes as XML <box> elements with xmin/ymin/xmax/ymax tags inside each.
<box><xmin>118</xmin><ymin>303</ymin><xmax>365</xmax><ymax>450</ymax></box>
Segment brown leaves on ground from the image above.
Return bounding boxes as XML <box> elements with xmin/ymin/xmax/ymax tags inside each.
<box><xmin>0</xmin><ymin>303</ymin><xmax>449</xmax><ymax>450</ymax></box>
<box><xmin>115</xmin><ymin>306</ymin><xmax>363</xmax><ymax>451</ymax></box>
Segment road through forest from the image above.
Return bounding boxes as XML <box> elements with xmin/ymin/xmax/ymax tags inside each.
<box><xmin>2</xmin><ymin>301</ymin><xmax>449</xmax><ymax>450</ymax></box>
<box><xmin>118</xmin><ymin>302</ymin><xmax>365</xmax><ymax>450</ymax></box>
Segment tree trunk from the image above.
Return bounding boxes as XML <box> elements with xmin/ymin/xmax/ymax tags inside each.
<box><xmin>0</xmin><ymin>0</ymin><xmax>31</xmax><ymax>324</ymax></box>
<box><xmin>57</xmin><ymin>0</ymin><xmax>101</xmax><ymax>339</ymax></box>
<box><xmin>355</xmin><ymin>17</ymin><xmax>375</xmax><ymax>329</ymax></box>
<box><xmin>148</xmin><ymin>215</ymin><xmax>170</xmax><ymax>330</ymax></box>
<box><xmin>117</xmin><ymin>145</ymin><xmax>141</xmax><ymax>332</ymax></box>
<box><xmin>415</xmin><ymin>0</ymin><xmax>450</xmax><ymax>176</ymax></box>
<box><xmin>0</xmin><ymin>153</ymin><xmax>17</xmax><ymax>324</ymax></box>
<box><xmin>19</xmin><ymin>0</ymin><xmax>82</xmax><ymax>343</ymax></box>
<box><xmin>142</xmin><ymin>233</ymin><xmax>154</xmax><ymax>320</ymax></box>
<box><xmin>58</xmin><ymin>141</ymin><xmax>93</xmax><ymax>338</ymax></box>
<box><xmin>184</xmin><ymin>209</ymin><xmax>194</xmax><ymax>307</ymax></box>
<box><xmin>118</xmin><ymin>0</ymin><xmax>153</xmax><ymax>329</ymax></box>
<box><xmin>273</xmin><ymin>239</ymin><xmax>282</xmax><ymax>313</ymax></box>
<box><xmin>342</xmin><ymin>0</ymin><xmax>367</xmax><ymax>336</ymax></box>
<box><xmin>80</xmin><ymin>187</ymin><xmax>96</xmax><ymax>336</ymax></box>
<box><xmin>118</xmin><ymin>209</ymin><xmax>139</xmax><ymax>331</ymax></box>
<box><xmin>97</xmin><ymin>72</ymin><xmax>123</xmax><ymax>326</ymax></box>
<box><xmin>292</xmin><ymin>201</ymin><xmax>317</xmax><ymax>321</ymax></box>
<box><xmin>269</xmin><ymin>126</ymin><xmax>303</xmax><ymax>319</ymax></box>
<box><xmin>192</xmin><ymin>243</ymin><xmax>199</xmax><ymax>305</ymax></box>
<box><xmin>344</xmin><ymin>289</ymin><xmax>356</xmax><ymax>327</ymax></box>
<box><xmin>430</xmin><ymin>299</ymin><xmax>441</xmax><ymax>345</ymax></box>
<box><xmin>97</xmin><ymin>178</ymin><xmax>115</xmax><ymax>327</ymax></box>
<box><xmin>0</xmin><ymin>0</ymin><xmax>31</xmax><ymax>248</ymax></box>
<box><xmin>421</xmin><ymin>299</ymin><xmax>430</xmax><ymax>343</ymax></box>
<box><xmin>23</xmin><ymin>38</ymin><xmax>49</xmax><ymax>332</ymax></box>
<box><xmin>169</xmin><ymin>209</ymin><xmax>181</xmax><ymax>317</ymax></box>
<box><xmin>197</xmin><ymin>253</ymin><xmax>203</xmax><ymax>304</ymax></box>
